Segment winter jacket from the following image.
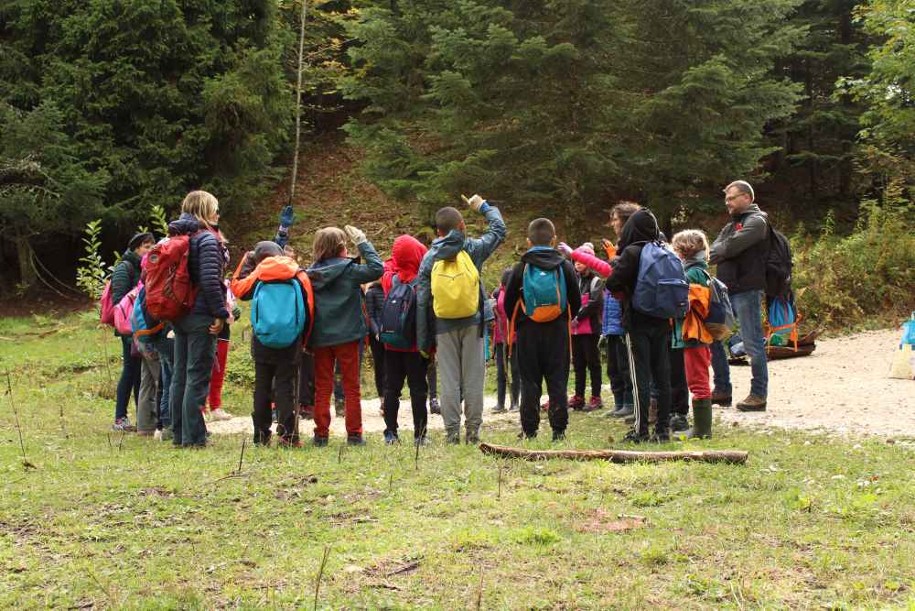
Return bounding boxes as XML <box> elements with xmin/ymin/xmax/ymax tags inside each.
<box><xmin>365</xmin><ymin>283</ymin><xmax>385</xmax><ymax>338</ymax></box>
<box><xmin>306</xmin><ymin>241</ymin><xmax>383</xmax><ymax>348</ymax></box>
<box><xmin>709</xmin><ymin>204</ymin><xmax>769</xmax><ymax>295</ymax></box>
<box><xmin>602</xmin><ymin>290</ymin><xmax>624</xmax><ymax>336</ymax></box>
<box><xmin>503</xmin><ymin>246</ymin><xmax>581</xmax><ymax>334</ymax></box>
<box><xmin>601</xmin><ymin>208</ymin><xmax>669</xmax><ymax>331</ymax></box>
<box><xmin>231</xmin><ymin>246</ymin><xmax>315</xmax><ymax>361</ymax></box>
<box><xmin>680</xmin><ymin>258</ymin><xmax>712</xmax><ymax>346</ymax></box>
<box><xmin>111</xmin><ymin>250</ymin><xmax>142</xmax><ymax>306</ymax></box>
<box><xmin>382</xmin><ymin>235</ymin><xmax>428</xmax><ymax>353</ymax></box>
<box><xmin>416</xmin><ymin>205</ymin><xmax>507</xmax><ymax>351</ymax></box>
<box><xmin>572</xmin><ymin>272</ymin><xmax>603</xmax><ymax>335</ymax></box>
<box><xmin>167</xmin><ymin>213</ymin><xmax>229</xmax><ymax>320</ymax></box>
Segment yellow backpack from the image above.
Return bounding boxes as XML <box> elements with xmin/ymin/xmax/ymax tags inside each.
<box><xmin>431</xmin><ymin>250</ymin><xmax>480</xmax><ymax>319</ymax></box>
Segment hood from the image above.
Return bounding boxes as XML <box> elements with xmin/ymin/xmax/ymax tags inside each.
<box><xmin>121</xmin><ymin>250</ymin><xmax>141</xmax><ymax>267</ymax></box>
<box><xmin>520</xmin><ymin>246</ymin><xmax>565</xmax><ymax>270</ymax></box>
<box><xmin>168</xmin><ymin>212</ymin><xmax>204</xmax><ymax>236</ymax></box>
<box><xmin>617</xmin><ymin>209</ymin><xmax>660</xmax><ymax>250</ymax></box>
<box><xmin>732</xmin><ymin>203</ymin><xmax>767</xmax><ymax>221</ymax></box>
<box><xmin>307</xmin><ymin>257</ymin><xmax>354</xmax><ymax>290</ymax></box>
<box><xmin>430</xmin><ymin>230</ymin><xmax>466</xmax><ymax>260</ymax></box>
<box><xmin>392</xmin><ymin>235</ymin><xmax>428</xmax><ymax>283</ymax></box>
<box><xmin>254</xmin><ymin>241</ymin><xmax>284</xmax><ymax>264</ymax></box>
<box><xmin>254</xmin><ymin>255</ymin><xmax>301</xmax><ymax>281</ymax></box>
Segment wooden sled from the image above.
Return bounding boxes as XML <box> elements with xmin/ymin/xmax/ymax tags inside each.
<box><xmin>728</xmin><ymin>329</ymin><xmax>820</xmax><ymax>364</ymax></box>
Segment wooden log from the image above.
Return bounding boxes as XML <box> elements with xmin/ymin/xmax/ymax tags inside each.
<box><xmin>479</xmin><ymin>443</ymin><xmax>748</xmax><ymax>465</ymax></box>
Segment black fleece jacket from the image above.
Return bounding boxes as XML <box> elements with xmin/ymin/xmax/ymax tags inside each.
<box><xmin>604</xmin><ymin>208</ymin><xmax>669</xmax><ymax>330</ymax></box>
<box><xmin>504</xmin><ymin>246</ymin><xmax>581</xmax><ymax>328</ymax></box>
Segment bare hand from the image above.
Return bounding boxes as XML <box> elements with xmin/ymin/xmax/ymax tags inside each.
<box><xmin>209</xmin><ymin>318</ymin><xmax>225</xmax><ymax>335</ymax></box>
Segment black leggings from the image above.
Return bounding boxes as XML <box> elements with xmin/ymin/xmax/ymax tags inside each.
<box><xmin>572</xmin><ymin>334</ymin><xmax>602</xmax><ymax>398</ymax></box>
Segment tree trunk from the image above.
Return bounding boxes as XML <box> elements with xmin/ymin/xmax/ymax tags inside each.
<box><xmin>15</xmin><ymin>234</ymin><xmax>35</xmax><ymax>289</ymax></box>
<box><xmin>479</xmin><ymin>443</ymin><xmax>749</xmax><ymax>465</ymax></box>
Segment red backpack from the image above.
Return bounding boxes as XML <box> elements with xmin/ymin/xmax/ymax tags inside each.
<box><xmin>144</xmin><ymin>235</ymin><xmax>197</xmax><ymax>321</ymax></box>
<box><xmin>99</xmin><ymin>280</ymin><xmax>116</xmax><ymax>326</ymax></box>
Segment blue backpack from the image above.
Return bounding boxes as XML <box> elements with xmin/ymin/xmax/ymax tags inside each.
<box><xmin>379</xmin><ymin>277</ymin><xmax>418</xmax><ymax>349</ymax></box>
<box><xmin>131</xmin><ymin>285</ymin><xmax>164</xmax><ymax>343</ymax></box>
<box><xmin>632</xmin><ymin>241</ymin><xmax>689</xmax><ymax>319</ymax></box>
<box><xmin>251</xmin><ymin>279</ymin><xmax>306</xmax><ymax>349</ymax></box>
<box><xmin>701</xmin><ymin>270</ymin><xmax>735</xmax><ymax>340</ymax></box>
<box><xmin>520</xmin><ymin>252</ymin><xmax>567</xmax><ymax>323</ymax></box>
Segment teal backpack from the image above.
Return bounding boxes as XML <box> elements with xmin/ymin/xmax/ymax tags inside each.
<box><xmin>520</xmin><ymin>248</ymin><xmax>567</xmax><ymax>323</ymax></box>
<box><xmin>251</xmin><ymin>280</ymin><xmax>306</xmax><ymax>349</ymax></box>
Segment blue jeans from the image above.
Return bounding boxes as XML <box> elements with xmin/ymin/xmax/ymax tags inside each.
<box><xmin>730</xmin><ymin>290</ymin><xmax>768</xmax><ymax>397</ymax></box>
<box><xmin>115</xmin><ymin>336</ymin><xmax>141</xmax><ymax>420</ymax></box>
<box><xmin>169</xmin><ymin>315</ymin><xmax>216</xmax><ymax>446</ymax></box>
<box><xmin>710</xmin><ymin>340</ymin><xmax>731</xmax><ymax>394</ymax></box>
<box><xmin>154</xmin><ymin>334</ymin><xmax>175</xmax><ymax>429</ymax></box>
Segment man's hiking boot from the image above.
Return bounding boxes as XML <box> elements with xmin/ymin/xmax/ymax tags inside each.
<box><xmin>622</xmin><ymin>429</ymin><xmax>650</xmax><ymax>444</ymax></box>
<box><xmin>583</xmin><ymin>396</ymin><xmax>603</xmax><ymax>412</ymax></box>
<box><xmin>347</xmin><ymin>434</ymin><xmax>366</xmax><ymax>446</ymax></box>
<box><xmin>669</xmin><ymin>413</ymin><xmax>690</xmax><ymax>433</ymax></box>
<box><xmin>568</xmin><ymin>395</ymin><xmax>585</xmax><ymax>411</ymax></box>
<box><xmin>312</xmin><ymin>436</ymin><xmax>329</xmax><ymax>447</ymax></box>
<box><xmin>383</xmin><ymin>430</ymin><xmax>399</xmax><ymax>445</ymax></box>
<box><xmin>736</xmin><ymin>394</ymin><xmax>767</xmax><ymax>412</ymax></box>
<box><xmin>686</xmin><ymin>399</ymin><xmax>713</xmax><ymax>439</ymax></box>
<box><xmin>710</xmin><ymin>389</ymin><xmax>732</xmax><ymax>407</ymax></box>
<box><xmin>429</xmin><ymin>397</ymin><xmax>441</xmax><ymax>415</ymax></box>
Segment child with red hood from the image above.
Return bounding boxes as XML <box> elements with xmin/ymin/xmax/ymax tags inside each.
<box><xmin>380</xmin><ymin>235</ymin><xmax>430</xmax><ymax>445</ymax></box>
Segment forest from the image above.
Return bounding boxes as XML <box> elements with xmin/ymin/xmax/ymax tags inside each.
<box><xmin>1</xmin><ymin>0</ymin><xmax>913</xmax><ymax>325</ymax></box>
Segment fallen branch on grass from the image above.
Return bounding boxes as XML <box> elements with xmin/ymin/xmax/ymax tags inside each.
<box><xmin>479</xmin><ymin>443</ymin><xmax>748</xmax><ymax>465</ymax></box>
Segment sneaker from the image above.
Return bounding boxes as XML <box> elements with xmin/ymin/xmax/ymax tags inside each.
<box><xmin>347</xmin><ymin>434</ymin><xmax>366</xmax><ymax>446</ymax></box>
<box><xmin>669</xmin><ymin>413</ymin><xmax>690</xmax><ymax>432</ymax></box>
<box><xmin>607</xmin><ymin>404</ymin><xmax>634</xmax><ymax>418</ymax></box>
<box><xmin>112</xmin><ymin>417</ymin><xmax>135</xmax><ymax>432</ymax></box>
<box><xmin>299</xmin><ymin>405</ymin><xmax>314</xmax><ymax>420</ymax></box>
<box><xmin>277</xmin><ymin>437</ymin><xmax>303</xmax><ymax>448</ymax></box>
<box><xmin>583</xmin><ymin>396</ymin><xmax>603</xmax><ymax>412</ymax></box>
<box><xmin>552</xmin><ymin>430</ymin><xmax>566</xmax><ymax>442</ymax></box>
<box><xmin>313</xmin><ymin>436</ymin><xmax>329</xmax><ymax>447</ymax></box>
<box><xmin>429</xmin><ymin>398</ymin><xmax>441</xmax><ymax>415</ymax></box>
<box><xmin>209</xmin><ymin>408</ymin><xmax>233</xmax><ymax>421</ymax></box>
<box><xmin>622</xmin><ymin>429</ymin><xmax>650</xmax><ymax>444</ymax></box>
<box><xmin>710</xmin><ymin>390</ymin><xmax>732</xmax><ymax>407</ymax></box>
<box><xmin>492</xmin><ymin>405</ymin><xmax>508</xmax><ymax>414</ymax></box>
<box><xmin>736</xmin><ymin>394</ymin><xmax>767</xmax><ymax>412</ymax></box>
<box><xmin>568</xmin><ymin>395</ymin><xmax>585</xmax><ymax>411</ymax></box>
<box><xmin>383</xmin><ymin>430</ymin><xmax>399</xmax><ymax>445</ymax></box>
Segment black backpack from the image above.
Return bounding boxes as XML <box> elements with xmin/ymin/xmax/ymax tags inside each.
<box><xmin>765</xmin><ymin>225</ymin><xmax>793</xmax><ymax>299</ymax></box>
<box><xmin>379</xmin><ymin>276</ymin><xmax>418</xmax><ymax>349</ymax></box>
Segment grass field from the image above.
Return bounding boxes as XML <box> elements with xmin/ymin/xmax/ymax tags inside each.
<box><xmin>2</xmin><ymin>313</ymin><xmax>915</xmax><ymax>609</ymax></box>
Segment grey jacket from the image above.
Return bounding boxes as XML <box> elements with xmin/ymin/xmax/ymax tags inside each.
<box><xmin>709</xmin><ymin>204</ymin><xmax>769</xmax><ymax>294</ymax></box>
<box><xmin>416</xmin><ymin>206</ymin><xmax>507</xmax><ymax>351</ymax></box>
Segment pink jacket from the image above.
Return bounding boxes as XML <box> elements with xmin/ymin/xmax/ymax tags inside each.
<box><xmin>569</xmin><ymin>248</ymin><xmax>613</xmax><ymax>278</ymax></box>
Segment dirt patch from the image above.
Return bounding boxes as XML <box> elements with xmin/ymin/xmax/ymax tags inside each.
<box><xmin>576</xmin><ymin>509</ymin><xmax>648</xmax><ymax>534</ymax></box>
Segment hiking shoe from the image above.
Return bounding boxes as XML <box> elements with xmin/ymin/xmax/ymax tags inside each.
<box><xmin>383</xmin><ymin>430</ymin><xmax>399</xmax><ymax>445</ymax></box>
<box><xmin>669</xmin><ymin>413</ymin><xmax>690</xmax><ymax>432</ymax></box>
<box><xmin>312</xmin><ymin>436</ymin><xmax>329</xmax><ymax>447</ymax></box>
<box><xmin>335</xmin><ymin>399</ymin><xmax>345</xmax><ymax>417</ymax></box>
<box><xmin>583</xmin><ymin>396</ymin><xmax>603</xmax><ymax>412</ymax></box>
<box><xmin>347</xmin><ymin>434</ymin><xmax>366</xmax><ymax>446</ymax></box>
<box><xmin>492</xmin><ymin>405</ymin><xmax>508</xmax><ymax>414</ymax></box>
<box><xmin>736</xmin><ymin>394</ymin><xmax>767</xmax><ymax>412</ymax></box>
<box><xmin>568</xmin><ymin>395</ymin><xmax>585</xmax><ymax>411</ymax></box>
<box><xmin>299</xmin><ymin>405</ymin><xmax>314</xmax><ymax>420</ymax></box>
<box><xmin>710</xmin><ymin>390</ymin><xmax>732</xmax><ymax>407</ymax></box>
<box><xmin>277</xmin><ymin>437</ymin><xmax>303</xmax><ymax>449</ymax></box>
<box><xmin>209</xmin><ymin>408</ymin><xmax>233</xmax><ymax>421</ymax></box>
<box><xmin>112</xmin><ymin>417</ymin><xmax>135</xmax><ymax>432</ymax></box>
<box><xmin>429</xmin><ymin>398</ymin><xmax>441</xmax><ymax>415</ymax></box>
<box><xmin>552</xmin><ymin>430</ymin><xmax>566</xmax><ymax>442</ymax></box>
<box><xmin>608</xmin><ymin>404</ymin><xmax>634</xmax><ymax>418</ymax></box>
<box><xmin>622</xmin><ymin>429</ymin><xmax>650</xmax><ymax>444</ymax></box>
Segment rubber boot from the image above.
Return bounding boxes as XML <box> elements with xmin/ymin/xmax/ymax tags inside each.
<box><xmin>686</xmin><ymin>399</ymin><xmax>713</xmax><ymax>439</ymax></box>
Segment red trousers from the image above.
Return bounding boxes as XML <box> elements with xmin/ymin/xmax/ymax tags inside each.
<box><xmin>684</xmin><ymin>345</ymin><xmax>711</xmax><ymax>400</ymax></box>
<box><xmin>313</xmin><ymin>341</ymin><xmax>362</xmax><ymax>437</ymax></box>
<box><xmin>207</xmin><ymin>338</ymin><xmax>230</xmax><ymax>409</ymax></box>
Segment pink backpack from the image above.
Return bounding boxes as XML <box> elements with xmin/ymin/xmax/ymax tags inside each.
<box><xmin>99</xmin><ymin>281</ymin><xmax>116</xmax><ymax>327</ymax></box>
<box><xmin>114</xmin><ymin>285</ymin><xmax>141</xmax><ymax>335</ymax></box>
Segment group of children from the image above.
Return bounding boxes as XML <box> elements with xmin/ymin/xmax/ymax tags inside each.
<box><xmin>110</xmin><ymin>189</ymin><xmax>729</xmax><ymax>447</ymax></box>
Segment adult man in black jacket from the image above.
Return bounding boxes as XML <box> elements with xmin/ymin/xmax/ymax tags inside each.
<box><xmin>709</xmin><ymin>180</ymin><xmax>769</xmax><ymax>412</ymax></box>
